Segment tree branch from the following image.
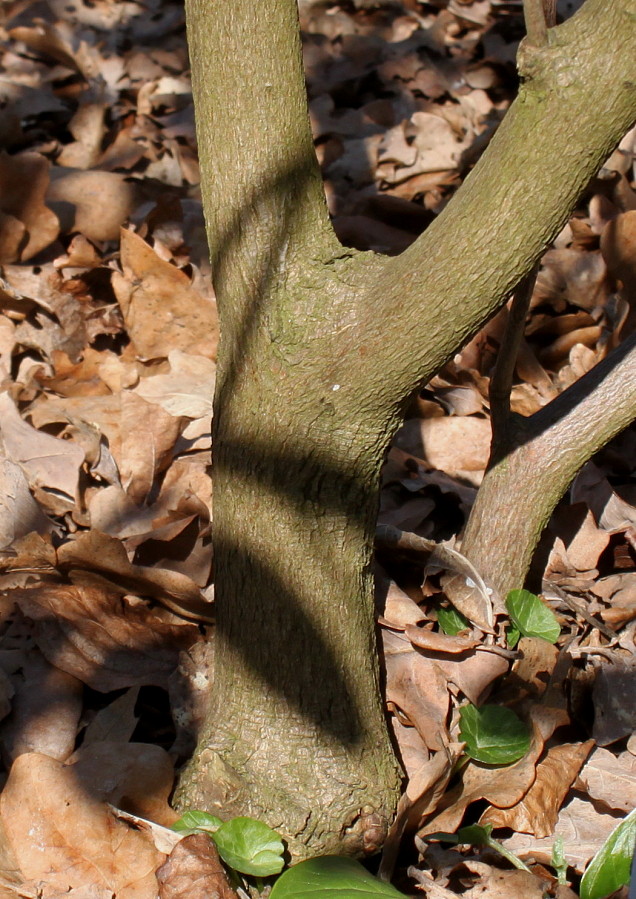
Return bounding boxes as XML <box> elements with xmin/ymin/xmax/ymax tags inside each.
<box><xmin>461</xmin><ymin>332</ymin><xmax>636</xmax><ymax>596</ymax></box>
<box><xmin>331</xmin><ymin>0</ymin><xmax>636</xmax><ymax>427</ymax></box>
<box><xmin>489</xmin><ymin>264</ymin><xmax>538</xmax><ymax>460</ymax></box>
<box><xmin>524</xmin><ymin>0</ymin><xmax>549</xmax><ymax>46</ymax></box>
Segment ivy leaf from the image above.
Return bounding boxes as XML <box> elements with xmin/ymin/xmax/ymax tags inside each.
<box><xmin>506</xmin><ymin>623</ymin><xmax>521</xmax><ymax>649</ymax></box>
<box><xmin>459</xmin><ymin>704</ymin><xmax>531</xmax><ymax>765</ymax></box>
<box><xmin>171</xmin><ymin>809</ymin><xmax>223</xmax><ymax>835</ymax></box>
<box><xmin>505</xmin><ymin>589</ymin><xmax>560</xmax><ymax>644</ymax></box>
<box><xmin>579</xmin><ymin>808</ymin><xmax>636</xmax><ymax>899</ymax></box>
<box><xmin>269</xmin><ymin>856</ymin><xmax>406</xmax><ymax>898</ymax></box>
<box><xmin>438</xmin><ymin>606</ymin><xmax>469</xmax><ymax>636</ymax></box>
<box><xmin>211</xmin><ymin>816</ymin><xmax>285</xmax><ymax>876</ymax></box>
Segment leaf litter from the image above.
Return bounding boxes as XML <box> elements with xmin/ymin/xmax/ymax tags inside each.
<box><xmin>0</xmin><ymin>0</ymin><xmax>633</xmax><ymax>896</ymax></box>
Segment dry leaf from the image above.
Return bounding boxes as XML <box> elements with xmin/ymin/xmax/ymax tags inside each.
<box><xmin>575</xmin><ymin>746</ymin><xmax>636</xmax><ymax>813</ymax></box>
<box><xmin>0</xmin><ymin>752</ymin><xmax>163</xmax><ymax>898</ymax></box>
<box><xmin>0</xmin><ymin>651</ymin><xmax>82</xmax><ymax>763</ymax></box>
<box><xmin>480</xmin><ymin>741</ymin><xmax>593</xmax><ymax>837</ymax></box>
<box><xmin>0</xmin><ymin>152</ymin><xmax>59</xmax><ymax>262</ymax></box>
<box><xmin>0</xmin><ymin>392</ymin><xmax>84</xmax><ymax>515</ymax></box>
<box><xmin>156</xmin><ymin>834</ymin><xmax>238</xmax><ymax>899</ymax></box>
<box><xmin>112</xmin><ymin>228</ymin><xmax>218</xmax><ymax>361</ymax></box>
<box><xmin>71</xmin><ymin>741</ymin><xmax>178</xmax><ymax>826</ymax></box>
<box><xmin>13</xmin><ymin>581</ymin><xmax>200</xmax><ymax>691</ymax></box>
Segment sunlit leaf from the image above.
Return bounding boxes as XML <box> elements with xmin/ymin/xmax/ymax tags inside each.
<box><xmin>171</xmin><ymin>809</ymin><xmax>223</xmax><ymax>835</ymax></box>
<box><xmin>506</xmin><ymin>589</ymin><xmax>560</xmax><ymax>644</ymax></box>
<box><xmin>269</xmin><ymin>856</ymin><xmax>406</xmax><ymax>898</ymax></box>
<box><xmin>459</xmin><ymin>704</ymin><xmax>530</xmax><ymax>765</ymax></box>
<box><xmin>212</xmin><ymin>816</ymin><xmax>285</xmax><ymax>876</ymax></box>
<box><xmin>579</xmin><ymin>808</ymin><xmax>636</xmax><ymax>899</ymax></box>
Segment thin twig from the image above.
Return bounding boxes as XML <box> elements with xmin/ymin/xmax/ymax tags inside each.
<box><xmin>523</xmin><ymin>0</ymin><xmax>556</xmax><ymax>46</ymax></box>
<box><xmin>523</xmin><ymin>0</ymin><xmax>548</xmax><ymax>45</ymax></box>
<box><xmin>488</xmin><ymin>263</ymin><xmax>538</xmax><ymax>458</ymax></box>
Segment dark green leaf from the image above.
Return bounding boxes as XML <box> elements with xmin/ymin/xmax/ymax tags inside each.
<box><xmin>212</xmin><ymin>816</ymin><xmax>285</xmax><ymax>876</ymax></box>
<box><xmin>580</xmin><ymin>808</ymin><xmax>636</xmax><ymax>899</ymax></box>
<box><xmin>438</xmin><ymin>606</ymin><xmax>469</xmax><ymax>636</ymax></box>
<box><xmin>269</xmin><ymin>856</ymin><xmax>406</xmax><ymax>898</ymax></box>
<box><xmin>505</xmin><ymin>589</ymin><xmax>560</xmax><ymax>644</ymax></box>
<box><xmin>459</xmin><ymin>704</ymin><xmax>531</xmax><ymax>765</ymax></box>
<box><xmin>171</xmin><ymin>809</ymin><xmax>223</xmax><ymax>835</ymax></box>
<box><xmin>506</xmin><ymin>623</ymin><xmax>520</xmax><ymax>649</ymax></box>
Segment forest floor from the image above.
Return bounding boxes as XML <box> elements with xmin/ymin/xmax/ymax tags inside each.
<box><xmin>0</xmin><ymin>0</ymin><xmax>634</xmax><ymax>896</ymax></box>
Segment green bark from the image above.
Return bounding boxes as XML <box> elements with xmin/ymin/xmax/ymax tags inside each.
<box><xmin>178</xmin><ymin>0</ymin><xmax>636</xmax><ymax>857</ymax></box>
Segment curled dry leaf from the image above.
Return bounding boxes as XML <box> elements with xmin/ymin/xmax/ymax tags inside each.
<box><xmin>56</xmin><ymin>529</ymin><xmax>214</xmax><ymax>622</ymax></box>
<box><xmin>383</xmin><ymin>629</ymin><xmax>450</xmax><ymax>753</ymax></box>
<box><xmin>0</xmin><ymin>752</ymin><xmax>164</xmax><ymax>898</ymax></box>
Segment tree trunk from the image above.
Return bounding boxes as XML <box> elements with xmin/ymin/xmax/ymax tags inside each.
<box><xmin>178</xmin><ymin>0</ymin><xmax>636</xmax><ymax>857</ymax></box>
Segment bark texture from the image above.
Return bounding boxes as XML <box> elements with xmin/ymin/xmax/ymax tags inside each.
<box><xmin>179</xmin><ymin>0</ymin><xmax>636</xmax><ymax>857</ymax></box>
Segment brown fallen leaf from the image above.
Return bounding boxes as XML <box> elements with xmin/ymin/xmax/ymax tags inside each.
<box><xmin>383</xmin><ymin>629</ymin><xmax>450</xmax><ymax>752</ymax></box>
<box><xmin>0</xmin><ymin>651</ymin><xmax>82</xmax><ymax>763</ymax></box>
<box><xmin>13</xmin><ymin>581</ymin><xmax>200</xmax><ymax>691</ymax></box>
<box><xmin>501</xmin><ymin>796</ymin><xmax>625</xmax><ymax>871</ymax></box>
<box><xmin>575</xmin><ymin>745</ymin><xmax>636</xmax><ymax>814</ymax></box>
<box><xmin>71</xmin><ymin>740</ymin><xmax>178</xmax><ymax>826</ymax></box>
<box><xmin>480</xmin><ymin>740</ymin><xmax>593</xmax><ymax>837</ymax></box>
<box><xmin>47</xmin><ymin>168</ymin><xmax>139</xmax><ymax>242</ymax></box>
<box><xmin>82</xmin><ymin>687</ymin><xmax>140</xmax><ymax>747</ymax></box>
<box><xmin>419</xmin><ymin>705</ymin><xmax>569</xmax><ymax>837</ymax></box>
<box><xmin>56</xmin><ymin>529</ymin><xmax>214</xmax><ymax>622</ymax></box>
<box><xmin>405</xmin><ymin>624</ymin><xmax>479</xmax><ymax>655</ymax></box>
<box><xmin>0</xmin><ymin>752</ymin><xmax>163</xmax><ymax>898</ymax></box>
<box><xmin>0</xmin><ymin>458</ymin><xmax>53</xmax><ymax>550</ymax></box>
<box><xmin>112</xmin><ymin>228</ymin><xmax>218</xmax><ymax>361</ymax></box>
<box><xmin>157</xmin><ymin>833</ymin><xmax>238</xmax><ymax>899</ymax></box>
<box><xmin>0</xmin><ymin>392</ymin><xmax>84</xmax><ymax>515</ymax></box>
<box><xmin>0</xmin><ymin>152</ymin><xmax>59</xmax><ymax>262</ymax></box>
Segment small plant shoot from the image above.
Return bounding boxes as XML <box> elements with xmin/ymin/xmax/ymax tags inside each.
<box><xmin>505</xmin><ymin>589</ymin><xmax>560</xmax><ymax>644</ymax></box>
<box><xmin>459</xmin><ymin>704</ymin><xmax>531</xmax><ymax>765</ymax></box>
<box><xmin>269</xmin><ymin>856</ymin><xmax>406</xmax><ymax>898</ymax></box>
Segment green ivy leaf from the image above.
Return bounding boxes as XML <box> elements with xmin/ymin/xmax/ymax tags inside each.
<box><xmin>171</xmin><ymin>809</ymin><xmax>223</xmax><ymax>835</ymax></box>
<box><xmin>506</xmin><ymin>623</ymin><xmax>521</xmax><ymax>649</ymax></box>
<box><xmin>505</xmin><ymin>589</ymin><xmax>560</xmax><ymax>644</ymax></box>
<box><xmin>437</xmin><ymin>606</ymin><xmax>469</xmax><ymax>636</ymax></box>
<box><xmin>211</xmin><ymin>816</ymin><xmax>285</xmax><ymax>876</ymax></box>
<box><xmin>579</xmin><ymin>808</ymin><xmax>636</xmax><ymax>899</ymax></box>
<box><xmin>459</xmin><ymin>704</ymin><xmax>531</xmax><ymax>765</ymax></box>
<box><xmin>269</xmin><ymin>856</ymin><xmax>406</xmax><ymax>898</ymax></box>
